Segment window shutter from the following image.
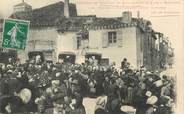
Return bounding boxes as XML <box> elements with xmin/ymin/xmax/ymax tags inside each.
<box><xmin>73</xmin><ymin>35</ymin><xmax>77</xmax><ymax>50</ymax></box>
<box><xmin>117</xmin><ymin>30</ymin><xmax>123</xmax><ymax>47</ymax></box>
<box><xmin>102</xmin><ymin>32</ymin><xmax>108</xmax><ymax>48</ymax></box>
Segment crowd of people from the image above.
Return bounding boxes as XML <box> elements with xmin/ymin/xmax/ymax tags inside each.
<box><xmin>0</xmin><ymin>57</ymin><xmax>175</xmax><ymax>114</ymax></box>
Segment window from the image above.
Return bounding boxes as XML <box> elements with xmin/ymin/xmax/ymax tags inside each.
<box><xmin>77</xmin><ymin>36</ymin><xmax>81</xmax><ymax>49</ymax></box>
<box><xmin>100</xmin><ymin>58</ymin><xmax>109</xmax><ymax>66</ymax></box>
<box><xmin>58</xmin><ymin>53</ymin><xmax>76</xmax><ymax>64</ymax></box>
<box><xmin>44</xmin><ymin>51</ymin><xmax>53</xmax><ymax>60</ymax></box>
<box><xmin>108</xmin><ymin>32</ymin><xmax>117</xmax><ymax>45</ymax></box>
<box><xmin>76</xmin><ymin>33</ymin><xmax>82</xmax><ymax>49</ymax></box>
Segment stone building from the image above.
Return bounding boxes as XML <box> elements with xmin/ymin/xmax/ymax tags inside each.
<box><xmin>10</xmin><ymin>0</ymin><xmax>77</xmax><ymax>62</ymax></box>
<box><xmin>13</xmin><ymin>0</ymin><xmax>32</xmax><ymax>13</ymax></box>
<box><xmin>56</xmin><ymin>11</ymin><xmax>163</xmax><ymax>69</ymax></box>
<box><xmin>7</xmin><ymin>0</ymin><xmax>173</xmax><ymax>70</ymax></box>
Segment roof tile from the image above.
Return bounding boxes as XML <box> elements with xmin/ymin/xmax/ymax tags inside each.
<box><xmin>11</xmin><ymin>2</ymin><xmax>77</xmax><ymax>27</ymax></box>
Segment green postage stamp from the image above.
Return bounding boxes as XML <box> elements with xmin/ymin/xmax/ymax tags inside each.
<box><xmin>2</xmin><ymin>19</ymin><xmax>30</xmax><ymax>50</ymax></box>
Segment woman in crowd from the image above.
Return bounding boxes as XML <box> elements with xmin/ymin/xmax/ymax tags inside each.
<box><xmin>0</xmin><ymin>57</ymin><xmax>175</xmax><ymax>114</ymax></box>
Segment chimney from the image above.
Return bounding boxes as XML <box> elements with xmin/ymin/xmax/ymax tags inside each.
<box><xmin>64</xmin><ymin>0</ymin><xmax>70</xmax><ymax>18</ymax></box>
<box><xmin>122</xmin><ymin>11</ymin><xmax>132</xmax><ymax>23</ymax></box>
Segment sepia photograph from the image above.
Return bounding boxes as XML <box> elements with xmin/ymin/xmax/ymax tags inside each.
<box><xmin>0</xmin><ymin>0</ymin><xmax>183</xmax><ymax>114</ymax></box>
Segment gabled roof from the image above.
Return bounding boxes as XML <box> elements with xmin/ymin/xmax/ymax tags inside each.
<box><xmin>10</xmin><ymin>1</ymin><xmax>77</xmax><ymax>27</ymax></box>
<box><xmin>89</xmin><ymin>18</ymin><xmax>122</xmax><ymax>27</ymax></box>
<box><xmin>57</xmin><ymin>16</ymin><xmax>90</xmax><ymax>32</ymax></box>
<box><xmin>57</xmin><ymin>16</ymin><xmax>140</xmax><ymax>32</ymax></box>
<box><xmin>10</xmin><ymin>2</ymin><xmax>155</xmax><ymax>34</ymax></box>
<box><xmin>89</xmin><ymin>17</ymin><xmax>138</xmax><ymax>28</ymax></box>
<box><xmin>56</xmin><ymin>15</ymin><xmax>157</xmax><ymax>38</ymax></box>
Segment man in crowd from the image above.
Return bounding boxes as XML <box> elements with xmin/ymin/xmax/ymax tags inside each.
<box><xmin>0</xmin><ymin>57</ymin><xmax>175</xmax><ymax>114</ymax></box>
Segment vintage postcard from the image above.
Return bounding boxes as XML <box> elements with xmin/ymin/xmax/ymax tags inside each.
<box><xmin>0</xmin><ymin>0</ymin><xmax>183</xmax><ymax>114</ymax></box>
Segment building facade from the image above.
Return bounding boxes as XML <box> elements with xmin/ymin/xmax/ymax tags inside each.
<box><xmin>17</xmin><ymin>27</ymin><xmax>58</xmax><ymax>62</ymax></box>
<box><xmin>10</xmin><ymin>0</ymin><xmax>77</xmax><ymax>63</ymax></box>
<box><xmin>56</xmin><ymin>12</ymin><xmax>159</xmax><ymax>69</ymax></box>
<box><xmin>13</xmin><ymin>0</ymin><xmax>32</xmax><ymax>13</ymax></box>
<box><xmin>6</xmin><ymin>0</ymin><xmax>173</xmax><ymax>70</ymax></box>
